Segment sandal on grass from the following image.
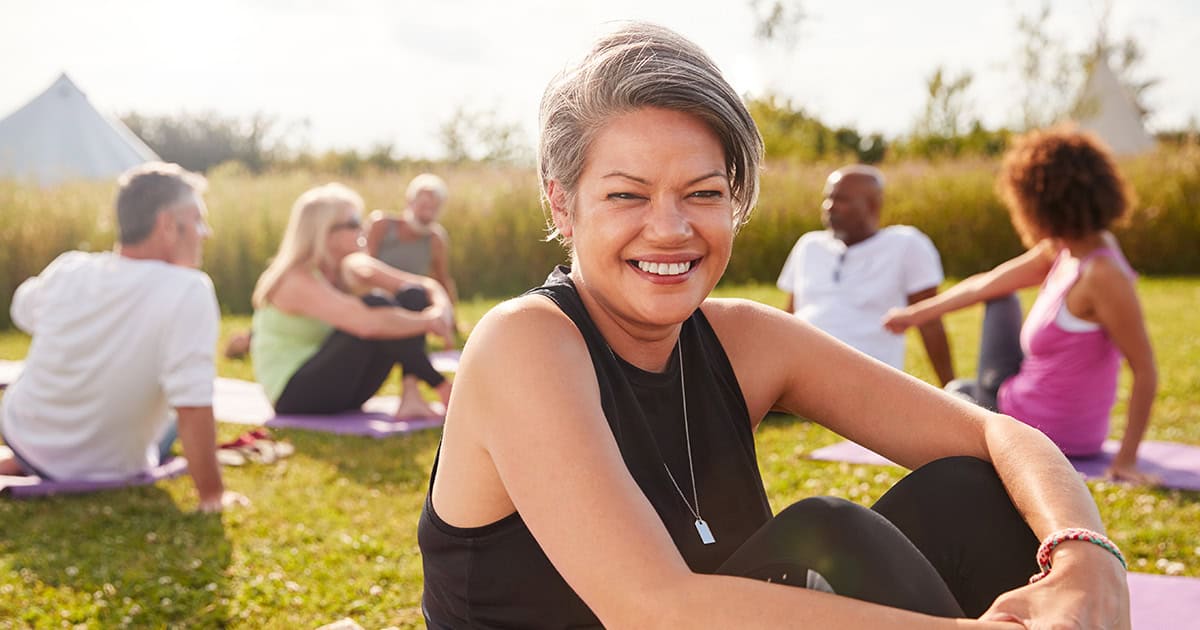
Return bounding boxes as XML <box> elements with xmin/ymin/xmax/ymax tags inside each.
<box><xmin>217</xmin><ymin>429</ymin><xmax>293</xmax><ymax>466</ymax></box>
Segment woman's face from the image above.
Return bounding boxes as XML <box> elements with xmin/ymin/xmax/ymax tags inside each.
<box><xmin>325</xmin><ymin>204</ymin><xmax>365</xmax><ymax>262</ymax></box>
<box><xmin>552</xmin><ymin>106</ymin><xmax>734</xmax><ymax>334</ymax></box>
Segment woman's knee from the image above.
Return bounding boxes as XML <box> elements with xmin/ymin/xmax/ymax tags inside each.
<box><xmin>774</xmin><ymin>496</ymin><xmax>884</xmax><ymax>541</ymax></box>
<box><xmin>395</xmin><ymin>286</ymin><xmax>430</xmax><ymax>311</ymax></box>
<box><xmin>907</xmin><ymin>456</ymin><xmax>1005</xmax><ymax>501</ymax></box>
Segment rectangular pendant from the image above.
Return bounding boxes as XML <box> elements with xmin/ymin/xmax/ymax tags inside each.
<box><xmin>695</xmin><ymin>518</ymin><xmax>716</xmax><ymax>545</ymax></box>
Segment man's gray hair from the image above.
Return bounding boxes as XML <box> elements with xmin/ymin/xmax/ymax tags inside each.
<box><xmin>115</xmin><ymin>162</ymin><xmax>207</xmax><ymax>245</ymax></box>
<box><xmin>538</xmin><ymin>22</ymin><xmax>763</xmax><ymax>239</ymax></box>
<box><xmin>828</xmin><ymin>164</ymin><xmax>886</xmax><ymax>190</ymax></box>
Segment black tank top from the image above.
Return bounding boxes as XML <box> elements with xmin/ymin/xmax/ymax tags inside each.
<box><xmin>418</xmin><ymin>267</ymin><xmax>772</xmax><ymax>628</ymax></box>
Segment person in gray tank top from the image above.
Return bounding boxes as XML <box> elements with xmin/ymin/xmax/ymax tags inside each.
<box><xmin>366</xmin><ymin>173</ymin><xmax>462</xmax><ymax>416</ymax></box>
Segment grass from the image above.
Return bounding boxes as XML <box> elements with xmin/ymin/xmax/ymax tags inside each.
<box><xmin>1</xmin><ymin>279</ymin><xmax>1198</xmax><ymax>628</ymax></box>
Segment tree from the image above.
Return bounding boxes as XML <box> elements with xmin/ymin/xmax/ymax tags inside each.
<box><xmin>749</xmin><ymin>0</ymin><xmax>806</xmax><ymax>49</ymax></box>
<box><xmin>437</xmin><ymin>106</ymin><xmax>531</xmax><ymax>165</ymax></box>
<box><xmin>1074</xmin><ymin>0</ymin><xmax>1158</xmax><ymax>120</ymax></box>
<box><xmin>747</xmin><ymin>95</ymin><xmax>882</xmax><ymax>163</ymax></box>
<box><xmin>1013</xmin><ymin>2</ymin><xmax>1078</xmax><ymax>130</ymax></box>
<box><xmin>915</xmin><ymin>66</ymin><xmax>976</xmax><ymax>138</ymax></box>
<box><xmin>122</xmin><ymin>111</ymin><xmax>288</xmax><ymax>172</ymax></box>
<box><xmin>1012</xmin><ymin>0</ymin><xmax>1157</xmax><ymax>130</ymax></box>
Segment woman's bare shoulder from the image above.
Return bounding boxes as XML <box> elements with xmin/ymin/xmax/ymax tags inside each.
<box><xmin>700</xmin><ymin>297</ymin><xmax>805</xmax><ymax>344</ymax></box>
<box><xmin>464</xmin><ymin>294</ymin><xmax>582</xmax><ymax>362</ymax></box>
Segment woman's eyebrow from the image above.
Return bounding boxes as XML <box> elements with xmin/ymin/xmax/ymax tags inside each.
<box><xmin>600</xmin><ymin>170</ymin><xmax>728</xmax><ymax>186</ymax></box>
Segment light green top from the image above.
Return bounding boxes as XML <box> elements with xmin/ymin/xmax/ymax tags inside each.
<box><xmin>251</xmin><ymin>304</ymin><xmax>333</xmax><ymax>403</ymax></box>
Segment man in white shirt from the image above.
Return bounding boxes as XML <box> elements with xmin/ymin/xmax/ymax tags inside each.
<box><xmin>777</xmin><ymin>165</ymin><xmax>954</xmax><ymax>385</ymax></box>
<box><xmin>0</xmin><ymin>162</ymin><xmax>245</xmax><ymax>512</ymax></box>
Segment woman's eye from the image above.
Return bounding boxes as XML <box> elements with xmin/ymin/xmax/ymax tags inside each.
<box><xmin>690</xmin><ymin>190</ymin><xmax>724</xmax><ymax>199</ymax></box>
<box><xmin>606</xmin><ymin>192</ymin><xmax>642</xmax><ymax>201</ymax></box>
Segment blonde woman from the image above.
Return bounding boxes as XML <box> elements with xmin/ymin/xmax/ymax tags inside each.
<box><xmin>251</xmin><ymin>183</ymin><xmax>453</xmax><ymax>419</ymax></box>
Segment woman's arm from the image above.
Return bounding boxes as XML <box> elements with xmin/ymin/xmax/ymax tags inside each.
<box><xmin>365</xmin><ymin>211</ymin><xmax>388</xmax><ymax>258</ymax></box>
<box><xmin>434</xmin><ymin>297</ymin><xmax>1019</xmax><ymax>629</ymax></box>
<box><xmin>429</xmin><ymin>226</ymin><xmax>459</xmax><ymax>305</ymax></box>
<box><xmin>884</xmin><ymin>241</ymin><xmax>1056</xmax><ymax>333</ymax></box>
<box><xmin>269</xmin><ymin>267</ymin><xmax>444</xmax><ymax>340</ymax></box>
<box><xmin>706</xmin><ymin>299</ymin><xmax>1128</xmax><ymax>629</ymax></box>
<box><xmin>1081</xmin><ymin>258</ymin><xmax>1159</xmax><ymax>484</ymax></box>
<box><xmin>341</xmin><ymin>252</ymin><xmax>450</xmax><ymax>304</ymax></box>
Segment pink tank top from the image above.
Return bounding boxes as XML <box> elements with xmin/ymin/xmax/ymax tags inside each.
<box><xmin>997</xmin><ymin>247</ymin><xmax>1134</xmax><ymax>456</ymax></box>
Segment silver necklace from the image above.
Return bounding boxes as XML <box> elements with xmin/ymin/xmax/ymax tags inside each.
<box><xmin>661</xmin><ymin>341</ymin><xmax>716</xmax><ymax>545</ymax></box>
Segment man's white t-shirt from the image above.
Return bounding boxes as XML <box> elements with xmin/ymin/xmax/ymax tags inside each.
<box><xmin>1</xmin><ymin>251</ymin><xmax>218</xmax><ymax>480</ymax></box>
<box><xmin>776</xmin><ymin>226</ymin><xmax>944</xmax><ymax>369</ymax></box>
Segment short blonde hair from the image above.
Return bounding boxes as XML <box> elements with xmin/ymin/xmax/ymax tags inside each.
<box><xmin>406</xmin><ymin>173</ymin><xmax>449</xmax><ymax>203</ymax></box>
<box><xmin>538</xmin><ymin>22</ymin><xmax>763</xmax><ymax>240</ymax></box>
<box><xmin>252</xmin><ymin>183</ymin><xmax>364</xmax><ymax>307</ymax></box>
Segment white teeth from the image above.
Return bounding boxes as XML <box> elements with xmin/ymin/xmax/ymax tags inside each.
<box><xmin>637</xmin><ymin>260</ymin><xmax>692</xmax><ymax>276</ymax></box>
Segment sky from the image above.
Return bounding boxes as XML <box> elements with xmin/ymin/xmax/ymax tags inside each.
<box><xmin>2</xmin><ymin>0</ymin><xmax>1197</xmax><ymax>159</ymax></box>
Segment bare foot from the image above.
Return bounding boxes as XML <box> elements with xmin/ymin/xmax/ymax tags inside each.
<box><xmin>0</xmin><ymin>447</ymin><xmax>27</xmax><ymax>476</ymax></box>
<box><xmin>394</xmin><ymin>397</ymin><xmax>442</xmax><ymax>420</ymax></box>
<box><xmin>224</xmin><ymin>330</ymin><xmax>252</xmax><ymax>359</ymax></box>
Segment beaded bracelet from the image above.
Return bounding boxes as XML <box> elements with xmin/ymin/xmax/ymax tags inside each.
<box><xmin>1028</xmin><ymin>528</ymin><xmax>1127</xmax><ymax>584</ymax></box>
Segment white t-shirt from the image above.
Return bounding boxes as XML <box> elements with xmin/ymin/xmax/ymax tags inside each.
<box><xmin>776</xmin><ymin>226</ymin><xmax>944</xmax><ymax>369</ymax></box>
<box><xmin>1</xmin><ymin>251</ymin><xmax>218</xmax><ymax>480</ymax></box>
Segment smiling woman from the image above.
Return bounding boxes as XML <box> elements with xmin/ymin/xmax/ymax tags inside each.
<box><xmin>418</xmin><ymin>21</ymin><xmax>1132</xmax><ymax>630</ymax></box>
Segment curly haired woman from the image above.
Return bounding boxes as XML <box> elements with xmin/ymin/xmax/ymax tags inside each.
<box><xmin>886</xmin><ymin>127</ymin><xmax>1159</xmax><ymax>485</ymax></box>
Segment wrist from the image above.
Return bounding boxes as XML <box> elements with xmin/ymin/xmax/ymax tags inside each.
<box><xmin>1030</xmin><ymin>528</ymin><xmax>1126</xmax><ymax>584</ymax></box>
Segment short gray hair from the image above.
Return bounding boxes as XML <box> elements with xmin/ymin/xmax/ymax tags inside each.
<box><xmin>538</xmin><ymin>22</ymin><xmax>763</xmax><ymax>239</ymax></box>
<box><xmin>406</xmin><ymin>173</ymin><xmax>449</xmax><ymax>203</ymax></box>
<box><xmin>115</xmin><ymin>162</ymin><xmax>207</xmax><ymax>245</ymax></box>
<box><xmin>827</xmin><ymin>164</ymin><xmax>885</xmax><ymax>191</ymax></box>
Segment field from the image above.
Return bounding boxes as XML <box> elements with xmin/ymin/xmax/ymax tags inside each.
<box><xmin>1</xmin><ymin>279</ymin><xmax>1197</xmax><ymax>629</ymax></box>
<box><xmin>2</xmin><ymin>147</ymin><xmax>1199</xmax><ymax>327</ymax></box>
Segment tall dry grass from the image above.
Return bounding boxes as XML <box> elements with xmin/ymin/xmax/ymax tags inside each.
<box><xmin>2</xmin><ymin>148</ymin><xmax>1198</xmax><ymax>328</ymax></box>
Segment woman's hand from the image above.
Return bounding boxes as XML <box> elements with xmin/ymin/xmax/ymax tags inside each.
<box><xmin>1106</xmin><ymin>457</ymin><xmax>1163</xmax><ymax>486</ymax></box>
<box><xmin>882</xmin><ymin>307</ymin><xmax>919</xmax><ymax>334</ymax></box>
<box><xmin>979</xmin><ymin>541</ymin><xmax>1129</xmax><ymax>629</ymax></box>
<box><xmin>424</xmin><ymin>304</ymin><xmax>454</xmax><ymax>341</ymax></box>
<box><xmin>198</xmin><ymin>490</ymin><xmax>251</xmax><ymax>513</ymax></box>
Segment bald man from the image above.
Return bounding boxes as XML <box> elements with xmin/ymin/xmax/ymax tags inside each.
<box><xmin>777</xmin><ymin>165</ymin><xmax>955</xmax><ymax>385</ymax></box>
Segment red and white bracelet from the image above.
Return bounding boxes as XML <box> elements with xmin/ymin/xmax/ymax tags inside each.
<box><xmin>1029</xmin><ymin>528</ymin><xmax>1128</xmax><ymax>584</ymax></box>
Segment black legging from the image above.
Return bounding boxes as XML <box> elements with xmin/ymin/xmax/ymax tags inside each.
<box><xmin>945</xmin><ymin>294</ymin><xmax>1024</xmax><ymax>410</ymax></box>
<box><xmin>717</xmin><ymin>456</ymin><xmax>1038</xmax><ymax>618</ymax></box>
<box><xmin>274</xmin><ymin>287</ymin><xmax>445</xmax><ymax>414</ymax></box>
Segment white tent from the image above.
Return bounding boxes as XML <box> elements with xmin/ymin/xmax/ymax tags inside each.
<box><xmin>0</xmin><ymin>73</ymin><xmax>159</xmax><ymax>185</ymax></box>
<box><xmin>1073</xmin><ymin>57</ymin><xmax>1155</xmax><ymax>156</ymax></box>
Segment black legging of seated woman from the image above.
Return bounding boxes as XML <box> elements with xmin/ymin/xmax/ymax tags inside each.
<box><xmin>274</xmin><ymin>286</ymin><xmax>445</xmax><ymax>414</ymax></box>
<box><xmin>716</xmin><ymin>456</ymin><xmax>1039</xmax><ymax>618</ymax></box>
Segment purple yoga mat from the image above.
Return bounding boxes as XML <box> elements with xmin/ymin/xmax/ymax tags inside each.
<box><xmin>0</xmin><ymin>457</ymin><xmax>189</xmax><ymax>498</ymax></box>
<box><xmin>266</xmin><ymin>411</ymin><xmax>444</xmax><ymax>437</ymax></box>
<box><xmin>1129</xmin><ymin>572</ymin><xmax>1200</xmax><ymax>629</ymax></box>
<box><xmin>809</xmin><ymin>440</ymin><xmax>1200</xmax><ymax>492</ymax></box>
<box><xmin>213</xmin><ymin>378</ymin><xmax>444</xmax><ymax>436</ymax></box>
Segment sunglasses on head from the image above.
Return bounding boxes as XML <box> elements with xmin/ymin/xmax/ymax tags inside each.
<box><xmin>331</xmin><ymin>217</ymin><xmax>362</xmax><ymax>232</ymax></box>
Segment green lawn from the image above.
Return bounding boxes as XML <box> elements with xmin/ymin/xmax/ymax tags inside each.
<box><xmin>1</xmin><ymin>279</ymin><xmax>1198</xmax><ymax>628</ymax></box>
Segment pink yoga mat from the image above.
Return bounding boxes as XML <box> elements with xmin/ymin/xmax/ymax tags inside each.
<box><xmin>0</xmin><ymin>457</ymin><xmax>189</xmax><ymax>498</ymax></box>
<box><xmin>809</xmin><ymin>440</ymin><xmax>1200</xmax><ymax>492</ymax></box>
